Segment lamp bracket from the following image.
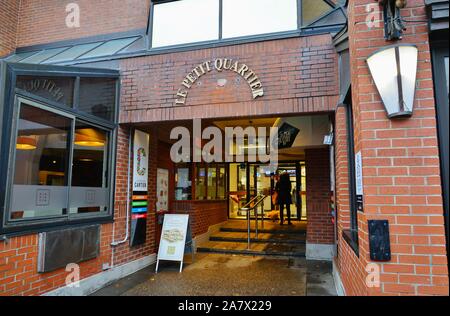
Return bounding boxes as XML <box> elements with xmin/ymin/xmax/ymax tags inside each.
<box><xmin>378</xmin><ymin>0</ymin><xmax>407</xmax><ymax>41</ymax></box>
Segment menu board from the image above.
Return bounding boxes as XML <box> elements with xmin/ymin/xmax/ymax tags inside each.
<box><xmin>156</xmin><ymin>214</ymin><xmax>190</xmax><ymax>273</ymax></box>
<box><xmin>355</xmin><ymin>151</ymin><xmax>364</xmax><ymax>212</ymax></box>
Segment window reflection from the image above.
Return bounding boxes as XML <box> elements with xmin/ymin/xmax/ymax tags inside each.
<box><xmin>195</xmin><ymin>167</ymin><xmax>207</xmax><ymax>200</ymax></box>
<box><xmin>175</xmin><ymin>167</ymin><xmax>192</xmax><ymax>200</ymax></box>
<box><xmin>71</xmin><ymin>121</ymin><xmax>109</xmax><ymax>214</ymax></box>
<box><xmin>79</xmin><ymin>77</ymin><xmax>116</xmax><ymax>121</ymax></box>
<box><xmin>302</xmin><ymin>0</ymin><xmax>333</xmax><ymax>26</ymax></box>
<box><xmin>207</xmin><ymin>167</ymin><xmax>217</xmax><ymax>200</ymax></box>
<box><xmin>11</xmin><ymin>103</ymin><xmax>71</xmax><ymax>220</ymax></box>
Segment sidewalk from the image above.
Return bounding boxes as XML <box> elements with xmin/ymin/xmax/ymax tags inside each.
<box><xmin>92</xmin><ymin>253</ymin><xmax>337</xmax><ymax>296</ymax></box>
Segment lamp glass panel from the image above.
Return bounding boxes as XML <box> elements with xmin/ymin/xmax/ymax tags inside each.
<box><xmin>367</xmin><ymin>47</ymin><xmax>400</xmax><ymax>115</ymax></box>
<box><xmin>399</xmin><ymin>46</ymin><xmax>418</xmax><ymax>113</ymax></box>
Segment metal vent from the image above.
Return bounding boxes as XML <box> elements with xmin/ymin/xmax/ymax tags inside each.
<box><xmin>37</xmin><ymin>225</ymin><xmax>100</xmax><ymax>273</ymax></box>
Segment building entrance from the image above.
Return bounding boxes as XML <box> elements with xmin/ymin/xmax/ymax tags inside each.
<box><xmin>228</xmin><ymin>162</ymin><xmax>307</xmax><ymax>221</ymax></box>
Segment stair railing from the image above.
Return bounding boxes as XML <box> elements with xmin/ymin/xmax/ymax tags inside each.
<box><xmin>239</xmin><ymin>194</ymin><xmax>268</xmax><ymax>250</ymax></box>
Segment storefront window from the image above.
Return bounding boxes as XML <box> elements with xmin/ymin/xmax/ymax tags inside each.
<box><xmin>10</xmin><ymin>103</ymin><xmax>71</xmax><ymax>220</ymax></box>
<box><xmin>195</xmin><ymin>167</ymin><xmax>207</xmax><ymax>200</ymax></box>
<box><xmin>79</xmin><ymin>77</ymin><xmax>116</xmax><ymax>121</ymax></box>
<box><xmin>186</xmin><ymin>164</ymin><xmax>228</xmax><ymax>201</ymax></box>
<box><xmin>70</xmin><ymin>121</ymin><xmax>109</xmax><ymax>214</ymax></box>
<box><xmin>217</xmin><ymin>166</ymin><xmax>226</xmax><ymax>200</ymax></box>
<box><xmin>0</xmin><ymin>66</ymin><xmax>119</xmax><ymax>235</ymax></box>
<box><xmin>175</xmin><ymin>167</ymin><xmax>192</xmax><ymax>200</ymax></box>
<box><xmin>207</xmin><ymin>168</ymin><xmax>217</xmax><ymax>200</ymax></box>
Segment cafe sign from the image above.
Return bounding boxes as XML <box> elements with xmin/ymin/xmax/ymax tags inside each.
<box><xmin>175</xmin><ymin>58</ymin><xmax>264</xmax><ymax>105</ymax></box>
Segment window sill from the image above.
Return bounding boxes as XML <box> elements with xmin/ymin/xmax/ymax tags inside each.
<box><xmin>0</xmin><ymin>216</ymin><xmax>113</xmax><ymax>240</ymax></box>
<box><xmin>342</xmin><ymin>229</ymin><xmax>359</xmax><ymax>257</ymax></box>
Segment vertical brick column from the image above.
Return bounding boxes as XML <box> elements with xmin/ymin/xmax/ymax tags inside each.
<box><xmin>0</xmin><ymin>0</ymin><xmax>19</xmax><ymax>57</ymax></box>
<box><xmin>335</xmin><ymin>0</ymin><xmax>449</xmax><ymax>296</ymax></box>
<box><xmin>305</xmin><ymin>147</ymin><xmax>334</xmax><ymax>259</ymax></box>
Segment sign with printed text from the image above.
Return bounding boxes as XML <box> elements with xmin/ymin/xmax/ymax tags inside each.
<box><xmin>156</xmin><ymin>168</ymin><xmax>169</xmax><ymax>213</ymax></box>
<box><xmin>131</xmin><ymin>129</ymin><xmax>149</xmax><ymax>247</ymax></box>
<box><xmin>355</xmin><ymin>151</ymin><xmax>363</xmax><ymax>195</ymax></box>
<box><xmin>355</xmin><ymin>151</ymin><xmax>364</xmax><ymax>212</ymax></box>
<box><xmin>133</xmin><ymin>130</ymin><xmax>149</xmax><ymax>192</ymax></box>
<box><xmin>157</xmin><ymin>214</ymin><xmax>189</xmax><ymax>263</ymax></box>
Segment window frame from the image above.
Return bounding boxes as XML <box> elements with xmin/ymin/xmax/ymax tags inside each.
<box><xmin>0</xmin><ymin>62</ymin><xmax>119</xmax><ymax>237</ymax></box>
<box><xmin>191</xmin><ymin>163</ymin><xmax>228</xmax><ymax>202</ymax></box>
<box><xmin>342</xmin><ymin>100</ymin><xmax>360</xmax><ymax>256</ymax></box>
<box><xmin>147</xmin><ymin>0</ymin><xmax>340</xmax><ymax>50</ymax></box>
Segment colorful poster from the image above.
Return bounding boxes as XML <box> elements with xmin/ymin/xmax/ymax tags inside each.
<box><xmin>157</xmin><ymin>168</ymin><xmax>169</xmax><ymax>212</ymax></box>
<box><xmin>131</xmin><ymin>129</ymin><xmax>149</xmax><ymax>247</ymax></box>
<box><xmin>133</xmin><ymin>130</ymin><xmax>149</xmax><ymax>192</ymax></box>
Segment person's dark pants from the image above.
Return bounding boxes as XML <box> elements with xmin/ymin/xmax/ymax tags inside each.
<box><xmin>279</xmin><ymin>203</ymin><xmax>291</xmax><ymax>224</ymax></box>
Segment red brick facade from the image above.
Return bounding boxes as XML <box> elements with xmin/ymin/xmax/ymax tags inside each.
<box><xmin>119</xmin><ymin>34</ymin><xmax>339</xmax><ymax>124</ymax></box>
<box><xmin>334</xmin><ymin>0</ymin><xmax>449</xmax><ymax>295</ymax></box>
<box><xmin>172</xmin><ymin>201</ymin><xmax>228</xmax><ymax>237</ymax></box>
<box><xmin>0</xmin><ymin>0</ymin><xmax>20</xmax><ymax>57</ymax></box>
<box><xmin>305</xmin><ymin>148</ymin><xmax>334</xmax><ymax>245</ymax></box>
<box><xmin>16</xmin><ymin>0</ymin><xmax>149</xmax><ymax>47</ymax></box>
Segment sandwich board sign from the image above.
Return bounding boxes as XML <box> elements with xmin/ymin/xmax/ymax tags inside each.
<box><xmin>156</xmin><ymin>214</ymin><xmax>192</xmax><ymax>273</ymax></box>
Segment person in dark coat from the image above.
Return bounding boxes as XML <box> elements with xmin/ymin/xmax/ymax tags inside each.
<box><xmin>275</xmin><ymin>172</ymin><xmax>292</xmax><ymax>225</ymax></box>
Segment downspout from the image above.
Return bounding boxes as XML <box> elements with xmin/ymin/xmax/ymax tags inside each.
<box><xmin>110</xmin><ymin>128</ymin><xmax>133</xmax><ymax>251</ymax></box>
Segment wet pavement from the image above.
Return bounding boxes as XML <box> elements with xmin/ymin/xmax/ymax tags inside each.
<box><xmin>92</xmin><ymin>253</ymin><xmax>337</xmax><ymax>296</ymax></box>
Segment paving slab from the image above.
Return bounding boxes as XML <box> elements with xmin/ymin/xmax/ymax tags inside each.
<box><xmin>93</xmin><ymin>253</ymin><xmax>307</xmax><ymax>296</ymax></box>
<box><xmin>92</xmin><ymin>254</ymin><xmax>338</xmax><ymax>296</ymax></box>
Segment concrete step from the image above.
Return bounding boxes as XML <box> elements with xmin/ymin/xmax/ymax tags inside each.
<box><xmin>220</xmin><ymin>227</ymin><xmax>306</xmax><ymax>236</ymax></box>
<box><xmin>197</xmin><ymin>240</ymin><xmax>306</xmax><ymax>258</ymax></box>
<box><xmin>209</xmin><ymin>231</ymin><xmax>306</xmax><ymax>244</ymax></box>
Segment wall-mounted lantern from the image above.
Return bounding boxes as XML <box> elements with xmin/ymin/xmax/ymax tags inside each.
<box><xmin>367</xmin><ymin>44</ymin><xmax>418</xmax><ymax>119</ymax></box>
<box><xmin>378</xmin><ymin>0</ymin><xmax>408</xmax><ymax>40</ymax></box>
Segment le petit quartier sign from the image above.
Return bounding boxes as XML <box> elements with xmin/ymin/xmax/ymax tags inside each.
<box><xmin>175</xmin><ymin>58</ymin><xmax>264</xmax><ymax>105</ymax></box>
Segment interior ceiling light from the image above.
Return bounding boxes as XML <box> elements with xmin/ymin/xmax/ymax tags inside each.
<box><xmin>16</xmin><ymin>136</ymin><xmax>37</xmax><ymax>150</ymax></box>
<box><xmin>74</xmin><ymin>129</ymin><xmax>105</xmax><ymax>147</ymax></box>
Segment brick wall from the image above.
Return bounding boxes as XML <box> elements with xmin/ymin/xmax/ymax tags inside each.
<box><xmin>334</xmin><ymin>0</ymin><xmax>449</xmax><ymax>296</ymax></box>
<box><xmin>16</xmin><ymin>0</ymin><xmax>149</xmax><ymax>47</ymax></box>
<box><xmin>0</xmin><ymin>0</ymin><xmax>20</xmax><ymax>57</ymax></box>
<box><xmin>119</xmin><ymin>34</ymin><xmax>339</xmax><ymax>123</ymax></box>
<box><xmin>305</xmin><ymin>147</ymin><xmax>334</xmax><ymax>244</ymax></box>
<box><xmin>172</xmin><ymin>201</ymin><xmax>228</xmax><ymax>237</ymax></box>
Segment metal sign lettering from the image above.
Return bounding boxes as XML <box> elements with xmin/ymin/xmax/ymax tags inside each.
<box><xmin>175</xmin><ymin>58</ymin><xmax>264</xmax><ymax>105</ymax></box>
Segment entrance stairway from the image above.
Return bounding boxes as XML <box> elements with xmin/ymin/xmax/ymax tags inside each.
<box><xmin>197</xmin><ymin>220</ymin><xmax>306</xmax><ymax>258</ymax></box>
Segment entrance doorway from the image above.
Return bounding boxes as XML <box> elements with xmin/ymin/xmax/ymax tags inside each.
<box><xmin>228</xmin><ymin>162</ymin><xmax>307</xmax><ymax>221</ymax></box>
